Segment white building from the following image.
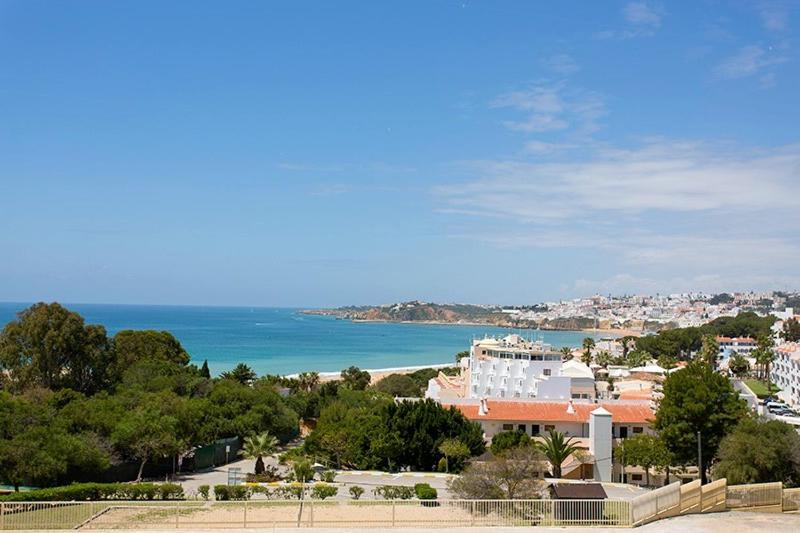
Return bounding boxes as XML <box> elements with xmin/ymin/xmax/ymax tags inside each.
<box><xmin>772</xmin><ymin>342</ymin><xmax>800</xmax><ymax>408</ymax></box>
<box><xmin>456</xmin><ymin>335</ymin><xmax>595</xmax><ymax>401</ymax></box>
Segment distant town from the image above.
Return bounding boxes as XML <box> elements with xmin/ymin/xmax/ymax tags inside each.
<box><xmin>305</xmin><ymin>290</ymin><xmax>800</xmax><ymax>333</ymax></box>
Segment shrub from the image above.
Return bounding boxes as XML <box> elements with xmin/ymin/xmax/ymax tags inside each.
<box><xmin>198</xmin><ymin>485</ymin><xmax>210</xmax><ymax>501</ymax></box>
<box><xmin>437</xmin><ymin>457</ymin><xmax>448</xmax><ymax>472</ymax></box>
<box><xmin>245</xmin><ymin>465</ymin><xmax>282</xmax><ymax>483</ymax></box>
<box><xmin>414</xmin><ymin>483</ymin><xmax>437</xmax><ymax>500</ymax></box>
<box><xmin>373</xmin><ymin>485</ymin><xmax>414</xmax><ymax>500</ymax></box>
<box><xmin>0</xmin><ymin>483</ymin><xmax>185</xmax><ymax>502</ymax></box>
<box><xmin>213</xmin><ymin>485</ymin><xmax>230</xmax><ymax>501</ymax></box>
<box><xmin>228</xmin><ymin>485</ymin><xmax>250</xmax><ymax>500</ymax></box>
<box><xmin>319</xmin><ymin>470</ymin><xmax>336</xmax><ymax>483</ymax></box>
<box><xmin>310</xmin><ymin>483</ymin><xmax>338</xmax><ymax>500</ymax></box>
<box><xmin>274</xmin><ymin>483</ymin><xmax>306</xmax><ymax>500</ymax></box>
<box><xmin>349</xmin><ymin>485</ymin><xmax>365</xmax><ymax>500</ymax></box>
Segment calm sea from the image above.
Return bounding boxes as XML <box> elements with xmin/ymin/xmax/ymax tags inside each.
<box><xmin>0</xmin><ymin>303</ymin><xmax>598</xmax><ymax>376</ymax></box>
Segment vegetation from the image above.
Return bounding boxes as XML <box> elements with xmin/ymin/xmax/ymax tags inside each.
<box><xmin>438</xmin><ymin>438</ymin><xmax>471</xmax><ymax>473</ymax></box>
<box><xmin>728</xmin><ymin>354</ymin><xmax>750</xmax><ymax>377</ymax></box>
<box><xmin>654</xmin><ymin>362</ymin><xmax>747</xmax><ymax>484</ymax></box>
<box><xmin>0</xmin><ymin>482</ymin><xmax>184</xmax><ymax>502</ymax></box>
<box><xmin>712</xmin><ymin>417</ymin><xmax>800</xmax><ymax>486</ymax></box>
<box><xmin>535</xmin><ymin>430</ymin><xmax>579</xmax><ymax>478</ymax></box>
<box><xmin>305</xmin><ymin>397</ymin><xmax>484</xmax><ymax>471</ymax></box>
<box><xmin>489</xmin><ymin>430</ymin><xmax>530</xmax><ymax>455</ymax></box>
<box><xmin>743</xmin><ymin>378</ymin><xmax>780</xmax><ymax>399</ymax></box>
<box><xmin>0</xmin><ymin>303</ymin><xmax>301</xmax><ymax>490</ymax></box>
<box><xmin>414</xmin><ymin>483</ymin><xmax>438</xmax><ymax>500</ymax></box>
<box><xmin>348</xmin><ymin>485</ymin><xmax>364</xmax><ymax>499</ymax></box>
<box><xmin>372</xmin><ymin>367</ymin><xmax>458</xmax><ymax>398</ymax></box>
<box><xmin>242</xmin><ymin>432</ymin><xmax>278</xmax><ymax>475</ymax></box>
<box><xmin>449</xmin><ymin>446</ymin><xmax>546</xmax><ymax>499</ymax></box>
<box><xmin>614</xmin><ymin>434</ymin><xmax>671</xmax><ymax>487</ymax></box>
<box><xmin>340</xmin><ymin>366</ymin><xmax>371</xmax><ymax>390</ymax></box>
<box><xmin>373</xmin><ymin>485</ymin><xmax>414</xmax><ymax>500</ymax></box>
<box><xmin>781</xmin><ymin>317</ymin><xmax>800</xmax><ymax>342</ymax></box>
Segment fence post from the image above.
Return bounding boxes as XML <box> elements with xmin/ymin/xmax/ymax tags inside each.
<box><xmin>391</xmin><ymin>500</ymin><xmax>395</xmax><ymax>527</ymax></box>
<box><xmin>1</xmin><ymin>502</ymin><xmax>5</xmax><ymax>531</ymax></box>
<box><xmin>470</xmin><ymin>501</ymin><xmax>475</xmax><ymax>526</ymax></box>
<box><xmin>309</xmin><ymin>500</ymin><xmax>314</xmax><ymax>527</ymax></box>
<box><xmin>243</xmin><ymin>499</ymin><xmax>248</xmax><ymax>528</ymax></box>
<box><xmin>175</xmin><ymin>500</ymin><xmax>180</xmax><ymax>528</ymax></box>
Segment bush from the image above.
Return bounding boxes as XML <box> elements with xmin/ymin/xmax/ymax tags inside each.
<box><xmin>349</xmin><ymin>485</ymin><xmax>365</xmax><ymax>500</ymax></box>
<box><xmin>490</xmin><ymin>430</ymin><xmax>530</xmax><ymax>455</ymax></box>
<box><xmin>319</xmin><ymin>470</ymin><xmax>336</xmax><ymax>483</ymax></box>
<box><xmin>245</xmin><ymin>465</ymin><xmax>282</xmax><ymax>483</ymax></box>
<box><xmin>198</xmin><ymin>485</ymin><xmax>210</xmax><ymax>501</ymax></box>
<box><xmin>274</xmin><ymin>483</ymin><xmax>306</xmax><ymax>500</ymax></box>
<box><xmin>213</xmin><ymin>485</ymin><xmax>230</xmax><ymax>501</ymax></box>
<box><xmin>373</xmin><ymin>485</ymin><xmax>414</xmax><ymax>500</ymax></box>
<box><xmin>0</xmin><ymin>483</ymin><xmax>185</xmax><ymax>502</ymax></box>
<box><xmin>414</xmin><ymin>483</ymin><xmax>437</xmax><ymax>500</ymax></box>
<box><xmin>310</xmin><ymin>483</ymin><xmax>338</xmax><ymax>500</ymax></box>
<box><xmin>436</xmin><ymin>457</ymin><xmax>448</xmax><ymax>472</ymax></box>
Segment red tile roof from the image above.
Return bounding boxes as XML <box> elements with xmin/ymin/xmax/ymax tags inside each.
<box><xmin>448</xmin><ymin>400</ymin><xmax>654</xmax><ymax>424</ymax></box>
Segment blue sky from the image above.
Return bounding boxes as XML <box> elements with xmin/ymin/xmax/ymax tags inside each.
<box><xmin>1</xmin><ymin>1</ymin><xmax>799</xmax><ymax>307</ymax></box>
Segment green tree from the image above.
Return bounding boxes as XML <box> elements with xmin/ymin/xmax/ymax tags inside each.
<box><xmin>296</xmin><ymin>372</ymin><xmax>320</xmax><ymax>392</ymax></box>
<box><xmin>698</xmin><ymin>335</ymin><xmax>719</xmax><ymax>366</ymax></box>
<box><xmin>535</xmin><ymin>429</ymin><xmax>579</xmax><ymax>478</ymax></box>
<box><xmin>654</xmin><ymin>362</ymin><xmax>747</xmax><ymax>484</ymax></box>
<box><xmin>340</xmin><ymin>366</ymin><xmax>371</xmax><ymax>390</ymax></box>
<box><xmin>781</xmin><ymin>317</ymin><xmax>800</xmax><ymax>342</ymax></box>
<box><xmin>490</xmin><ymin>430</ymin><xmax>530</xmax><ymax>455</ymax></box>
<box><xmin>0</xmin><ymin>302</ymin><xmax>112</xmax><ymax>393</ymax></box>
<box><xmin>614</xmin><ymin>434</ymin><xmax>671</xmax><ymax>487</ymax></box>
<box><xmin>559</xmin><ymin>346</ymin><xmax>573</xmax><ymax>360</ymax></box>
<box><xmin>112</xmin><ymin>330</ymin><xmax>190</xmax><ymax>376</ymax></box>
<box><xmin>438</xmin><ymin>438</ymin><xmax>471</xmax><ymax>473</ymax></box>
<box><xmin>220</xmin><ymin>363</ymin><xmax>257</xmax><ymax>386</ymax></box>
<box><xmin>372</xmin><ymin>373</ymin><xmax>420</xmax><ymax>397</ymax></box>
<box><xmin>581</xmin><ymin>337</ymin><xmax>595</xmax><ymax>365</ymax></box>
<box><xmin>752</xmin><ymin>335</ymin><xmax>775</xmax><ymax>387</ymax></box>
<box><xmin>200</xmin><ymin>360</ymin><xmax>211</xmax><ymax>379</ymax></box>
<box><xmin>596</xmin><ymin>350</ymin><xmax>613</xmax><ymax>368</ymax></box>
<box><xmin>455</xmin><ymin>350</ymin><xmax>470</xmax><ymax>363</ymax></box>
<box><xmin>243</xmin><ymin>432</ymin><xmax>278</xmax><ymax>475</ymax></box>
<box><xmin>728</xmin><ymin>354</ymin><xmax>750</xmax><ymax>377</ymax></box>
<box><xmin>712</xmin><ymin>417</ymin><xmax>800</xmax><ymax>486</ymax></box>
<box><xmin>627</xmin><ymin>350</ymin><xmax>651</xmax><ymax>368</ymax></box>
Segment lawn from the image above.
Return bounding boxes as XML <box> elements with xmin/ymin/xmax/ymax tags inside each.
<box><xmin>743</xmin><ymin>379</ymin><xmax>780</xmax><ymax>399</ymax></box>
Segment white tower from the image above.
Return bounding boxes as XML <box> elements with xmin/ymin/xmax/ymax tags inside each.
<box><xmin>589</xmin><ymin>407</ymin><xmax>613</xmax><ymax>482</ymax></box>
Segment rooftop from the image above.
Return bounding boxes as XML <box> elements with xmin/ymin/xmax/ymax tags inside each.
<box><xmin>447</xmin><ymin>400</ymin><xmax>654</xmax><ymax>424</ymax></box>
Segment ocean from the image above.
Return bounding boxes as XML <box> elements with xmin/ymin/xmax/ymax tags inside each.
<box><xmin>0</xmin><ymin>303</ymin><xmax>599</xmax><ymax>376</ymax></box>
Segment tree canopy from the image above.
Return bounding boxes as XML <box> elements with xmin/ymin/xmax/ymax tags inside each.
<box><xmin>654</xmin><ymin>362</ymin><xmax>747</xmax><ymax>483</ymax></box>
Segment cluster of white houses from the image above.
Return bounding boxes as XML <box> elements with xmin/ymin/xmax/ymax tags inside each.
<box><xmin>425</xmin><ymin>334</ymin><xmax>658</xmax><ymax>484</ymax></box>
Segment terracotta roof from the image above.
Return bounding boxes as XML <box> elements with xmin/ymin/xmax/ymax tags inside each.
<box><xmin>716</xmin><ymin>336</ymin><xmax>756</xmax><ymax>344</ymax></box>
<box><xmin>447</xmin><ymin>400</ymin><xmax>654</xmax><ymax>424</ymax></box>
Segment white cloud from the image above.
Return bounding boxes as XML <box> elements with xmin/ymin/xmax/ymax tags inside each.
<box><xmin>542</xmin><ymin>53</ymin><xmax>580</xmax><ymax>75</ymax></box>
<box><xmin>623</xmin><ymin>2</ymin><xmax>663</xmax><ymax>27</ymax></box>
<box><xmin>437</xmin><ymin>141</ymin><xmax>800</xmax><ymax>221</ymax></box>
<box><xmin>757</xmin><ymin>1</ymin><xmax>791</xmax><ymax>32</ymax></box>
<box><xmin>491</xmin><ymin>83</ymin><xmax>606</xmax><ymax>135</ymax></box>
<box><xmin>523</xmin><ymin>140</ymin><xmax>576</xmax><ymax>156</ymax></box>
<box><xmin>714</xmin><ymin>45</ymin><xmax>788</xmax><ymax>80</ymax></box>
<box><xmin>597</xmin><ymin>2</ymin><xmax>664</xmax><ymax>39</ymax></box>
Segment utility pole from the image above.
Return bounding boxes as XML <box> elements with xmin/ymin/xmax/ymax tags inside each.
<box><xmin>697</xmin><ymin>430</ymin><xmax>703</xmax><ymax>485</ymax></box>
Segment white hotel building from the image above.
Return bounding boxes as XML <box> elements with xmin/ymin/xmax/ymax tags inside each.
<box><xmin>772</xmin><ymin>342</ymin><xmax>800</xmax><ymax>408</ymax></box>
<box><xmin>427</xmin><ymin>334</ymin><xmax>595</xmax><ymax>401</ymax></box>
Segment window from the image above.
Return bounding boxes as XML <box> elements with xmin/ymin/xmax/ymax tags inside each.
<box><xmin>543</xmin><ymin>369</ymin><xmax>551</xmax><ymax>376</ymax></box>
<box><xmin>631</xmin><ymin>474</ymin><xmax>643</xmax><ymax>481</ymax></box>
<box><xmin>632</xmin><ymin>426</ymin><xmax>644</xmax><ymax>434</ymax></box>
<box><xmin>502</xmin><ymin>424</ymin><xmax>514</xmax><ymax>431</ymax></box>
<box><xmin>531</xmin><ymin>424</ymin><xmax>540</xmax><ymax>435</ymax></box>
<box><xmin>544</xmin><ymin>425</ymin><xmax>555</xmax><ymax>432</ymax></box>
<box><xmin>518</xmin><ymin>424</ymin><xmax>526</xmax><ymax>432</ymax></box>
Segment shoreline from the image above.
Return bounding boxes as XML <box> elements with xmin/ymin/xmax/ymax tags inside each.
<box><xmin>286</xmin><ymin>362</ymin><xmax>457</xmax><ymax>384</ymax></box>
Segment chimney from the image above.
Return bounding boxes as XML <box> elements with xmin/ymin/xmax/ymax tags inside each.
<box><xmin>566</xmin><ymin>400</ymin><xmax>575</xmax><ymax>414</ymax></box>
<box><xmin>478</xmin><ymin>398</ymin><xmax>489</xmax><ymax>416</ymax></box>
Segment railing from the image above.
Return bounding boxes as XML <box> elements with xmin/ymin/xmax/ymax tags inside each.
<box><xmin>630</xmin><ymin>481</ymin><xmax>681</xmax><ymax>525</ymax></box>
<box><xmin>726</xmin><ymin>482</ymin><xmax>783</xmax><ymax>509</ymax></box>
<box><xmin>0</xmin><ymin>499</ymin><xmax>633</xmax><ymax>530</ymax></box>
<box><xmin>783</xmin><ymin>487</ymin><xmax>800</xmax><ymax>512</ymax></box>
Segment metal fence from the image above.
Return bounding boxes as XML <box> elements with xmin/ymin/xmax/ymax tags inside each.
<box><xmin>0</xmin><ymin>499</ymin><xmax>633</xmax><ymax>530</ymax></box>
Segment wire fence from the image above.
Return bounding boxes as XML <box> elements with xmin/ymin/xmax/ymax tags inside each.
<box><xmin>0</xmin><ymin>499</ymin><xmax>633</xmax><ymax>529</ymax></box>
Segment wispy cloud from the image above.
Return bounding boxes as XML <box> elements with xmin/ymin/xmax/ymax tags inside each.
<box><xmin>714</xmin><ymin>44</ymin><xmax>788</xmax><ymax>80</ymax></box>
<box><xmin>541</xmin><ymin>53</ymin><xmax>580</xmax><ymax>75</ymax></box>
<box><xmin>490</xmin><ymin>82</ymin><xmax>606</xmax><ymax>135</ymax></box>
<box><xmin>597</xmin><ymin>1</ymin><xmax>664</xmax><ymax>39</ymax></box>
<box><xmin>757</xmin><ymin>0</ymin><xmax>792</xmax><ymax>32</ymax></box>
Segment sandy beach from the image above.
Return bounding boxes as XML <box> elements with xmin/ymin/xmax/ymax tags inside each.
<box><xmin>288</xmin><ymin>362</ymin><xmax>457</xmax><ymax>384</ymax></box>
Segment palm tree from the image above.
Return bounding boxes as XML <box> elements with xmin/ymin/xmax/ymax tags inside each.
<box><xmin>535</xmin><ymin>429</ymin><xmax>580</xmax><ymax>478</ymax></box>
<box><xmin>582</xmin><ymin>337</ymin><xmax>595</xmax><ymax>365</ymax></box>
<box><xmin>297</xmin><ymin>371</ymin><xmax>320</xmax><ymax>392</ymax></box>
<box><xmin>559</xmin><ymin>346</ymin><xmax>573</xmax><ymax>360</ymax></box>
<box><xmin>242</xmin><ymin>432</ymin><xmax>278</xmax><ymax>475</ymax></box>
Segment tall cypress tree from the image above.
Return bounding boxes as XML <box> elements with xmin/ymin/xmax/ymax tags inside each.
<box><xmin>200</xmin><ymin>359</ymin><xmax>211</xmax><ymax>379</ymax></box>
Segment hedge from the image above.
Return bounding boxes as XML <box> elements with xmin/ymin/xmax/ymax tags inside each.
<box><xmin>0</xmin><ymin>482</ymin><xmax>185</xmax><ymax>502</ymax></box>
<box><xmin>414</xmin><ymin>483</ymin><xmax>438</xmax><ymax>500</ymax></box>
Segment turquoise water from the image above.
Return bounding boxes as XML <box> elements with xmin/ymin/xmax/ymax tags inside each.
<box><xmin>0</xmin><ymin>303</ymin><xmax>597</xmax><ymax>376</ymax></box>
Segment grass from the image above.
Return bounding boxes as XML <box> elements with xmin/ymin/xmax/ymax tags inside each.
<box><xmin>0</xmin><ymin>503</ymin><xmax>100</xmax><ymax>530</ymax></box>
<box><xmin>743</xmin><ymin>378</ymin><xmax>781</xmax><ymax>399</ymax></box>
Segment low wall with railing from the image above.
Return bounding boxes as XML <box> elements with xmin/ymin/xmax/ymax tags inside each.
<box><xmin>726</xmin><ymin>482</ymin><xmax>784</xmax><ymax>513</ymax></box>
<box><xmin>0</xmin><ymin>499</ymin><xmax>633</xmax><ymax>530</ymax></box>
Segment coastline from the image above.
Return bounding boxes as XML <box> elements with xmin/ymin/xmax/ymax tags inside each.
<box><xmin>286</xmin><ymin>362</ymin><xmax>457</xmax><ymax>384</ymax></box>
